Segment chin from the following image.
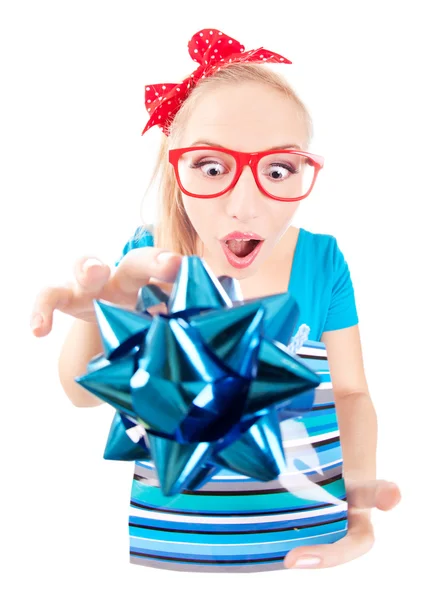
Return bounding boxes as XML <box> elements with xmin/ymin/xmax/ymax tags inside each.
<box><xmin>225</xmin><ymin>269</ymin><xmax>251</xmax><ymax>280</ymax></box>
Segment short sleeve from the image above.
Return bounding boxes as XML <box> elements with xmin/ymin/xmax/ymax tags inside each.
<box><xmin>114</xmin><ymin>225</ymin><xmax>155</xmax><ymax>267</ymax></box>
<box><xmin>322</xmin><ymin>237</ymin><xmax>359</xmax><ymax>332</ymax></box>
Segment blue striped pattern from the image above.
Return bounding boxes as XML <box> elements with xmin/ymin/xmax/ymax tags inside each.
<box><xmin>128</xmin><ymin>340</ymin><xmax>347</xmax><ymax>572</ymax></box>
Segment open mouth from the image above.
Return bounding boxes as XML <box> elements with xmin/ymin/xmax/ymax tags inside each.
<box><xmin>221</xmin><ymin>238</ymin><xmax>264</xmax><ymax>269</ymax></box>
<box><xmin>224</xmin><ymin>239</ymin><xmax>261</xmax><ymax>257</ymax></box>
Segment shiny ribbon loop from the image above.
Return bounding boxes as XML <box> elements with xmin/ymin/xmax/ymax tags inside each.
<box><xmin>76</xmin><ymin>256</ymin><xmax>320</xmax><ymax>496</ymax></box>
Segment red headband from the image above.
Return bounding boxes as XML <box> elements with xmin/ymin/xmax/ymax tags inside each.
<box><xmin>142</xmin><ymin>28</ymin><xmax>292</xmax><ymax>136</ymax></box>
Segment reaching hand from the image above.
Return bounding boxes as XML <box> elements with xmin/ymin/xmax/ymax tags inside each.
<box><xmin>30</xmin><ymin>249</ymin><xmax>182</xmax><ymax>336</ymax></box>
<box><xmin>284</xmin><ymin>479</ymin><xmax>401</xmax><ymax>569</ymax></box>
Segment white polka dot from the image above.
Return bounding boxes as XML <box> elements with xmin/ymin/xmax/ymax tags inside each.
<box><xmin>210</xmin><ymin>30</ymin><xmax>213</xmax><ymax>34</ymax></box>
<box><xmin>177</xmin><ymin>87</ymin><xmax>180</xmax><ymax>91</ymax></box>
<box><xmin>167</xmin><ymin>101</ymin><xmax>171</xmax><ymax>104</ymax></box>
<box><xmin>218</xmin><ymin>40</ymin><xmax>222</xmax><ymax>44</ymax></box>
<box><xmin>158</xmin><ymin>115</ymin><xmax>161</xmax><ymax>119</ymax></box>
<box><xmin>206</xmin><ymin>39</ymin><xmax>209</xmax><ymax>43</ymax></box>
<box><xmin>194</xmin><ymin>49</ymin><xmax>198</xmax><ymax>53</ymax></box>
<box><xmin>155</xmin><ymin>92</ymin><xmax>159</xmax><ymax>96</ymax></box>
<box><xmin>158</xmin><ymin>96</ymin><xmax>162</xmax><ymax>100</ymax></box>
<box><xmin>162</xmin><ymin>85</ymin><xmax>166</xmax><ymax>89</ymax></box>
<box><xmin>211</xmin><ymin>55</ymin><xmax>215</xmax><ymax>59</ymax></box>
<box><xmin>218</xmin><ymin>32</ymin><xmax>222</xmax><ymax>35</ymax></box>
<box><xmin>146</xmin><ymin>86</ymin><xmax>150</xmax><ymax>91</ymax></box>
<box><xmin>229</xmin><ymin>58</ymin><xmax>232</xmax><ymax>62</ymax></box>
<box><xmin>263</xmin><ymin>58</ymin><xmax>267</xmax><ymax>61</ymax></box>
<box><xmin>168</xmin><ymin>111</ymin><xmax>172</xmax><ymax>115</ymax></box>
<box><xmin>199</xmin><ymin>32</ymin><xmax>203</xmax><ymax>36</ymax></box>
<box><xmin>260</xmin><ymin>55</ymin><xmax>263</xmax><ymax>58</ymax></box>
<box><xmin>205</xmin><ymin>60</ymin><xmax>208</xmax><ymax>64</ymax></box>
<box><xmin>201</xmin><ymin>75</ymin><xmax>205</xmax><ymax>78</ymax></box>
<box><xmin>280</xmin><ymin>58</ymin><xmax>284</xmax><ymax>61</ymax></box>
<box><xmin>228</xmin><ymin>40</ymin><xmax>233</xmax><ymax>44</ymax></box>
<box><xmin>214</xmin><ymin>49</ymin><xmax>218</xmax><ymax>53</ymax></box>
<box><xmin>147</xmin><ymin>99</ymin><xmax>151</xmax><ymax>103</ymax></box>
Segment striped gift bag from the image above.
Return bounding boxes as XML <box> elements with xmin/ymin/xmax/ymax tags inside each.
<box><xmin>127</xmin><ymin>340</ymin><xmax>348</xmax><ymax>572</ymax></box>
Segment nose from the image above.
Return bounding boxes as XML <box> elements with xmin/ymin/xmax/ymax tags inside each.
<box><xmin>224</xmin><ymin>164</ymin><xmax>261</xmax><ymax>221</ymax></box>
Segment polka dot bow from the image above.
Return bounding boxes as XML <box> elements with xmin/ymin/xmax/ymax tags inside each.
<box><xmin>142</xmin><ymin>28</ymin><xmax>292</xmax><ymax>136</ymax></box>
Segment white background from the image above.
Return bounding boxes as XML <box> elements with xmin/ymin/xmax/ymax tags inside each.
<box><xmin>2</xmin><ymin>0</ymin><xmax>439</xmax><ymax>598</ymax></box>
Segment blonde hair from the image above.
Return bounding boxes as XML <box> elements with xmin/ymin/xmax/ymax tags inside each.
<box><xmin>137</xmin><ymin>63</ymin><xmax>313</xmax><ymax>254</ymax></box>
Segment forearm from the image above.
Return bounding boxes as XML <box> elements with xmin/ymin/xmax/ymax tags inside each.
<box><xmin>58</xmin><ymin>319</ymin><xmax>105</xmax><ymax>408</ymax></box>
<box><xmin>336</xmin><ymin>392</ymin><xmax>378</xmax><ymax>481</ymax></box>
<box><xmin>335</xmin><ymin>392</ymin><xmax>378</xmax><ymax>519</ymax></box>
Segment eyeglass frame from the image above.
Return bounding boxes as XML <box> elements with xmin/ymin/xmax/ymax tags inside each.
<box><xmin>168</xmin><ymin>146</ymin><xmax>325</xmax><ymax>202</ymax></box>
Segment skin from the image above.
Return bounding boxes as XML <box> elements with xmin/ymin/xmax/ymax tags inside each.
<box><xmin>178</xmin><ymin>82</ymin><xmax>305</xmax><ymax>281</ymax></box>
<box><xmin>175</xmin><ymin>81</ymin><xmax>401</xmax><ymax>568</ymax></box>
<box><xmin>31</xmin><ymin>80</ymin><xmax>401</xmax><ymax>570</ymax></box>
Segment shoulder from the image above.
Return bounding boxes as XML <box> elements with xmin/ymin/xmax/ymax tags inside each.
<box><xmin>300</xmin><ymin>228</ymin><xmax>339</xmax><ymax>268</ymax></box>
<box><xmin>122</xmin><ymin>225</ymin><xmax>155</xmax><ymax>252</ymax></box>
<box><xmin>301</xmin><ymin>227</ymin><xmax>336</xmax><ymax>248</ymax></box>
<box><xmin>115</xmin><ymin>225</ymin><xmax>155</xmax><ymax>266</ymax></box>
<box><xmin>299</xmin><ymin>229</ymin><xmax>352</xmax><ymax>296</ymax></box>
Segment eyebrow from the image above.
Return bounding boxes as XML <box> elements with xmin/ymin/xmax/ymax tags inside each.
<box><xmin>190</xmin><ymin>140</ymin><xmax>302</xmax><ymax>150</ymax></box>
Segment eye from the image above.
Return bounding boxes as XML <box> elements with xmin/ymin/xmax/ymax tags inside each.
<box><xmin>190</xmin><ymin>159</ymin><xmax>228</xmax><ymax>177</ymax></box>
<box><xmin>264</xmin><ymin>162</ymin><xmax>298</xmax><ymax>181</ymax></box>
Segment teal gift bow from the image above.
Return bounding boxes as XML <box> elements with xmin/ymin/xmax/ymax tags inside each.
<box><xmin>76</xmin><ymin>256</ymin><xmax>320</xmax><ymax>496</ymax></box>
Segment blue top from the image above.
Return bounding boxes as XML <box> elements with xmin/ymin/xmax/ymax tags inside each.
<box><xmin>116</xmin><ymin>226</ymin><xmax>358</xmax><ymax>343</ymax></box>
<box><xmin>115</xmin><ymin>227</ymin><xmax>353</xmax><ymax>571</ymax></box>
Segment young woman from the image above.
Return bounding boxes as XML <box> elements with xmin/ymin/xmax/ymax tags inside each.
<box><xmin>31</xmin><ymin>28</ymin><xmax>401</xmax><ymax>571</ymax></box>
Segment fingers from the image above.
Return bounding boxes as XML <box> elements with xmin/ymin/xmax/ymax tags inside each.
<box><xmin>73</xmin><ymin>256</ymin><xmax>111</xmax><ymax>295</ymax></box>
<box><xmin>345</xmin><ymin>479</ymin><xmax>402</xmax><ymax>511</ymax></box>
<box><xmin>30</xmin><ymin>248</ymin><xmax>182</xmax><ymax>337</ymax></box>
<box><xmin>107</xmin><ymin>248</ymin><xmax>182</xmax><ymax>300</ymax></box>
<box><xmin>374</xmin><ymin>480</ymin><xmax>402</xmax><ymax>510</ymax></box>
<box><xmin>30</xmin><ymin>285</ymin><xmax>74</xmax><ymax>337</ymax></box>
<box><xmin>284</xmin><ymin>511</ymin><xmax>375</xmax><ymax>569</ymax></box>
<box><xmin>30</xmin><ymin>255</ymin><xmax>111</xmax><ymax>337</ymax></box>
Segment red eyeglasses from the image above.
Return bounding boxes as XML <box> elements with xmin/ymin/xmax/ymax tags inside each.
<box><xmin>168</xmin><ymin>146</ymin><xmax>324</xmax><ymax>202</ymax></box>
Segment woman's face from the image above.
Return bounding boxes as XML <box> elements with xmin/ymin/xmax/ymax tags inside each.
<box><xmin>177</xmin><ymin>81</ymin><xmax>310</xmax><ymax>280</ymax></box>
